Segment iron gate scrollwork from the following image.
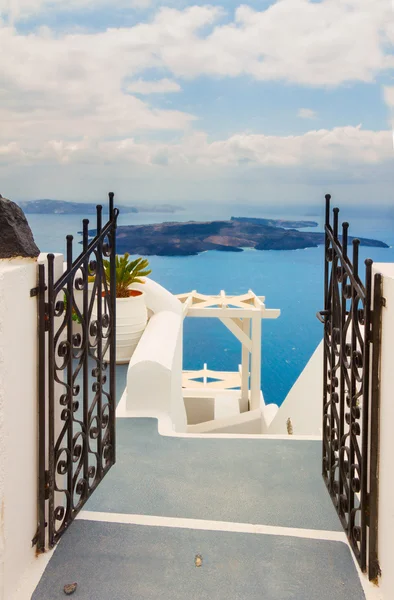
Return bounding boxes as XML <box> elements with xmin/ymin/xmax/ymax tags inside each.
<box><xmin>317</xmin><ymin>194</ymin><xmax>381</xmax><ymax>580</ymax></box>
<box><xmin>34</xmin><ymin>193</ymin><xmax>119</xmax><ymax>552</ymax></box>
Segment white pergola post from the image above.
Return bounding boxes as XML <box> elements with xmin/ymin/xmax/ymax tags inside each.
<box><xmin>241</xmin><ymin>318</ymin><xmax>250</xmax><ymax>406</ymax></box>
<box><xmin>250</xmin><ymin>314</ymin><xmax>262</xmax><ymax>411</ymax></box>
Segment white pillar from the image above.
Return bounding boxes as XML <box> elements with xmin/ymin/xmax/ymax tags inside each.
<box><xmin>0</xmin><ymin>258</ymin><xmax>39</xmax><ymax>600</ymax></box>
<box><xmin>373</xmin><ymin>263</ymin><xmax>394</xmax><ymax>598</ymax></box>
<box><xmin>250</xmin><ymin>314</ymin><xmax>262</xmax><ymax>411</ymax></box>
<box><xmin>241</xmin><ymin>319</ymin><xmax>250</xmax><ymax>408</ymax></box>
<box><xmin>0</xmin><ymin>253</ymin><xmax>65</xmax><ymax>600</ymax></box>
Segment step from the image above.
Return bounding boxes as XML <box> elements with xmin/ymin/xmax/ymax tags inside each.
<box><xmin>214</xmin><ymin>393</ymin><xmax>241</xmax><ymax>420</ymax></box>
<box><xmin>187</xmin><ymin>409</ymin><xmax>262</xmax><ymax>434</ymax></box>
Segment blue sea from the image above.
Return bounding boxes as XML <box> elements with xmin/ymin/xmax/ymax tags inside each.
<box><xmin>28</xmin><ymin>204</ymin><xmax>394</xmax><ymax>407</ymax></box>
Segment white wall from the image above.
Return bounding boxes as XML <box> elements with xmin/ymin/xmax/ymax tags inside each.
<box><xmin>373</xmin><ymin>263</ymin><xmax>394</xmax><ymax>598</ymax></box>
<box><xmin>126</xmin><ymin>310</ymin><xmax>187</xmax><ymax>432</ymax></box>
<box><xmin>267</xmin><ymin>341</ymin><xmax>323</xmax><ymax>436</ymax></box>
<box><xmin>0</xmin><ymin>258</ymin><xmax>38</xmax><ymax>600</ymax></box>
<box><xmin>0</xmin><ymin>254</ymin><xmax>64</xmax><ymax>600</ymax></box>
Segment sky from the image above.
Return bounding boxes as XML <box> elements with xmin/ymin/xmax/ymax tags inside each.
<box><xmin>0</xmin><ymin>0</ymin><xmax>394</xmax><ymax>209</ymax></box>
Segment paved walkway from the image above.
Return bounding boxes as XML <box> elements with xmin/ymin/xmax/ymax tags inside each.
<box><xmin>31</xmin><ymin>412</ymin><xmax>366</xmax><ymax>599</ymax></box>
<box><xmin>32</xmin><ymin>519</ymin><xmax>364</xmax><ymax>600</ymax></box>
<box><xmin>85</xmin><ymin>418</ymin><xmax>341</xmax><ymax>531</ymax></box>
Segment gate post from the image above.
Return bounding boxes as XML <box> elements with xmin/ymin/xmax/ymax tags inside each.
<box><xmin>371</xmin><ymin>263</ymin><xmax>394</xmax><ymax>594</ymax></box>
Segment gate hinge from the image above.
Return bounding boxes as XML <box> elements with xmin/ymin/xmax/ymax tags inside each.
<box><xmin>30</xmin><ymin>283</ymin><xmax>47</xmax><ymax>297</ymax></box>
<box><xmin>44</xmin><ymin>470</ymin><xmax>50</xmax><ymax>500</ymax></box>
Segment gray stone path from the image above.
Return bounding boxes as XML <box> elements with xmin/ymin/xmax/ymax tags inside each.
<box><xmin>86</xmin><ymin>418</ymin><xmax>341</xmax><ymax>531</ymax></box>
<box><xmin>32</xmin><ymin>520</ymin><xmax>365</xmax><ymax>600</ymax></box>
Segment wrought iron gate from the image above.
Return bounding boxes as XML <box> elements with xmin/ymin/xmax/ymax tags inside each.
<box><xmin>33</xmin><ymin>193</ymin><xmax>119</xmax><ymax>552</ymax></box>
<box><xmin>318</xmin><ymin>194</ymin><xmax>382</xmax><ymax>580</ymax></box>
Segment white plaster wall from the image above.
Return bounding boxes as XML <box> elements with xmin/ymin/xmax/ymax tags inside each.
<box><xmin>187</xmin><ymin>410</ymin><xmax>263</xmax><ymax>434</ymax></box>
<box><xmin>126</xmin><ymin>311</ymin><xmax>187</xmax><ymax>432</ymax></box>
<box><xmin>267</xmin><ymin>341</ymin><xmax>323</xmax><ymax>436</ymax></box>
<box><xmin>373</xmin><ymin>263</ymin><xmax>394</xmax><ymax>598</ymax></box>
<box><xmin>0</xmin><ymin>259</ymin><xmax>38</xmax><ymax>600</ymax></box>
<box><xmin>184</xmin><ymin>397</ymin><xmax>215</xmax><ymax>425</ymax></box>
<box><xmin>132</xmin><ymin>278</ymin><xmax>182</xmax><ymax>317</ymax></box>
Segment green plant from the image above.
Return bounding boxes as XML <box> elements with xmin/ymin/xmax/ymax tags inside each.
<box><xmin>103</xmin><ymin>253</ymin><xmax>151</xmax><ymax>298</ymax></box>
<box><xmin>63</xmin><ymin>294</ymin><xmax>82</xmax><ymax>324</ymax></box>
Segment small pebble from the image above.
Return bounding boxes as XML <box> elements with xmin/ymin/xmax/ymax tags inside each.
<box><xmin>64</xmin><ymin>583</ymin><xmax>77</xmax><ymax>595</ymax></box>
<box><xmin>195</xmin><ymin>554</ymin><xmax>203</xmax><ymax>567</ymax></box>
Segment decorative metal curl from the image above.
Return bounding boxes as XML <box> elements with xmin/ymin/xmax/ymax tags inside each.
<box><xmin>36</xmin><ymin>193</ymin><xmax>118</xmax><ymax>552</ymax></box>
<box><xmin>319</xmin><ymin>197</ymin><xmax>376</xmax><ymax>575</ymax></box>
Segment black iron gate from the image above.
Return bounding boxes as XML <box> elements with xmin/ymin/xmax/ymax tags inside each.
<box><xmin>33</xmin><ymin>193</ymin><xmax>119</xmax><ymax>552</ymax></box>
<box><xmin>318</xmin><ymin>194</ymin><xmax>382</xmax><ymax>580</ymax></box>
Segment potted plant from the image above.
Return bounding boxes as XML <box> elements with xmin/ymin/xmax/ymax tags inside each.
<box><xmin>63</xmin><ymin>292</ymin><xmax>83</xmax><ymax>339</ymax></box>
<box><xmin>92</xmin><ymin>253</ymin><xmax>151</xmax><ymax>363</ymax></box>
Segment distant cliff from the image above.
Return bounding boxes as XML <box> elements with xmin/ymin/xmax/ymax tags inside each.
<box><xmin>18</xmin><ymin>199</ymin><xmax>183</xmax><ymax>215</ymax></box>
<box><xmin>86</xmin><ymin>217</ymin><xmax>388</xmax><ymax>256</ymax></box>
<box><xmin>231</xmin><ymin>217</ymin><xmax>318</xmax><ymax>228</ymax></box>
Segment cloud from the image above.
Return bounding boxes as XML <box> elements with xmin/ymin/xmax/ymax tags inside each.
<box><xmin>1</xmin><ymin>125</ymin><xmax>392</xmax><ymax>170</ymax></box>
<box><xmin>298</xmin><ymin>108</ymin><xmax>317</xmax><ymax>120</ymax></box>
<box><xmin>0</xmin><ymin>0</ymin><xmax>152</xmax><ymax>23</ymax></box>
<box><xmin>126</xmin><ymin>78</ymin><xmax>181</xmax><ymax>94</ymax></box>
<box><xmin>0</xmin><ymin>2</ymin><xmax>392</xmax><ymax>148</ymax></box>
<box><xmin>2</xmin><ymin>1</ymin><xmax>394</xmax><ymax>86</ymax></box>
<box><xmin>149</xmin><ymin>1</ymin><xmax>394</xmax><ymax>86</ymax></box>
<box><xmin>384</xmin><ymin>85</ymin><xmax>394</xmax><ymax>125</ymax></box>
<box><xmin>0</xmin><ymin>1</ymin><xmax>394</xmax><ymax>200</ymax></box>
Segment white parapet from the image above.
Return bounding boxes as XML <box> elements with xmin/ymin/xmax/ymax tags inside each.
<box><xmin>126</xmin><ymin>310</ymin><xmax>187</xmax><ymax>431</ymax></box>
<box><xmin>132</xmin><ymin>278</ymin><xmax>183</xmax><ymax>317</ymax></box>
<box><xmin>124</xmin><ymin>279</ymin><xmax>186</xmax><ymax>432</ymax></box>
<box><xmin>373</xmin><ymin>263</ymin><xmax>394</xmax><ymax>598</ymax></box>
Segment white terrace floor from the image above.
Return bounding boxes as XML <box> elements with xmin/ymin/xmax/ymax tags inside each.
<box><xmin>31</xmin><ymin>366</ymin><xmax>368</xmax><ymax>600</ymax></box>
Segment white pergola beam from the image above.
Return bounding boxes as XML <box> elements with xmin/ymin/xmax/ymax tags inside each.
<box><xmin>182</xmin><ymin>294</ymin><xmax>194</xmax><ymax>319</ymax></box>
<box><xmin>219</xmin><ymin>317</ymin><xmax>252</xmax><ymax>351</ymax></box>
<box><xmin>261</xmin><ymin>308</ymin><xmax>281</xmax><ymax>319</ymax></box>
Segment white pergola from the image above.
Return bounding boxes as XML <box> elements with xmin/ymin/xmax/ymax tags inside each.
<box><xmin>176</xmin><ymin>290</ymin><xmax>280</xmax><ymax>411</ymax></box>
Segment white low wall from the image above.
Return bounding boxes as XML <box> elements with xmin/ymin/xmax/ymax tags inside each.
<box><xmin>125</xmin><ymin>279</ymin><xmax>186</xmax><ymax>431</ymax></box>
<box><xmin>267</xmin><ymin>341</ymin><xmax>323</xmax><ymax>436</ymax></box>
<box><xmin>373</xmin><ymin>263</ymin><xmax>394</xmax><ymax>598</ymax></box>
<box><xmin>132</xmin><ymin>278</ymin><xmax>183</xmax><ymax>317</ymax></box>
<box><xmin>126</xmin><ymin>310</ymin><xmax>187</xmax><ymax>432</ymax></box>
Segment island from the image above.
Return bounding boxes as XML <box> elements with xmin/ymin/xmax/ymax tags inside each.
<box><xmin>18</xmin><ymin>199</ymin><xmax>183</xmax><ymax>215</ymax></box>
<box><xmin>85</xmin><ymin>217</ymin><xmax>389</xmax><ymax>256</ymax></box>
<box><xmin>231</xmin><ymin>217</ymin><xmax>318</xmax><ymax>229</ymax></box>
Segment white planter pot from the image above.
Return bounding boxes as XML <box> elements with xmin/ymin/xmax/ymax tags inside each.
<box><xmin>115</xmin><ymin>292</ymin><xmax>148</xmax><ymax>364</ymax></box>
<box><xmin>92</xmin><ymin>291</ymin><xmax>148</xmax><ymax>364</ymax></box>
